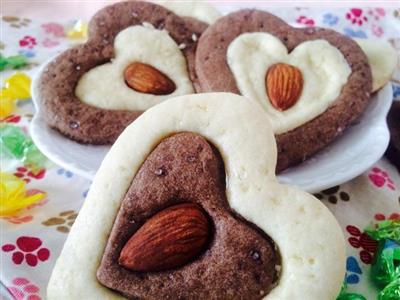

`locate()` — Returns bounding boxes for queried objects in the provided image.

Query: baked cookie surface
[195,10,372,172]
[47,93,345,299]
[37,1,206,144]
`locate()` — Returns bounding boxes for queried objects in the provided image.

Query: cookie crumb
[75,65,81,71]
[275,264,282,272]
[191,33,198,42]
[178,43,186,50]
[155,166,167,176]
[250,250,262,264]
[69,121,80,129]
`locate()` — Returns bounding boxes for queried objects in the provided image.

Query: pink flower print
[371,25,384,37]
[41,22,65,37]
[14,167,46,183]
[368,8,386,21]
[19,36,37,49]
[2,215,33,224]
[368,167,395,190]
[2,236,50,267]
[41,38,59,48]
[346,8,368,26]
[1,114,21,123]
[374,212,400,221]
[296,15,315,27]
[8,277,41,300]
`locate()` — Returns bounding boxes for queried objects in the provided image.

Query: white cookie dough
[152,0,221,24]
[47,93,346,300]
[75,25,194,111]
[355,38,397,92]
[227,32,351,134]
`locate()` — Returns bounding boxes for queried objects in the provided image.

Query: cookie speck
[187,155,196,163]
[191,33,198,42]
[142,22,155,29]
[75,65,81,70]
[132,11,138,18]
[178,43,186,50]
[250,250,261,264]
[103,39,109,44]
[275,264,282,272]
[69,121,80,129]
[304,27,316,34]
[155,166,167,176]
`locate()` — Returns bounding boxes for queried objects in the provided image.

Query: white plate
[30,59,392,192]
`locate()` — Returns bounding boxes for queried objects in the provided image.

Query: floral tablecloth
[1,3,399,300]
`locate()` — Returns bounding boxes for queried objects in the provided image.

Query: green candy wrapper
[371,239,400,298]
[366,220,400,243]
[0,124,46,171]
[336,283,367,300]
[0,54,28,71]
[378,277,400,300]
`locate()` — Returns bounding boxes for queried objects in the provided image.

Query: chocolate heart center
[97,132,280,299]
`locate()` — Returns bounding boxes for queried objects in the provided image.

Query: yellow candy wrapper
[0,97,15,118]
[66,20,88,39]
[0,172,46,216]
[0,72,31,117]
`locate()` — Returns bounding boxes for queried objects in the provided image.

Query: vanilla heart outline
[76,25,194,111]
[227,32,352,134]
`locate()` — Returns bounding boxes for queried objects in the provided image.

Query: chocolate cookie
[386,101,400,171]
[195,10,372,172]
[37,1,207,144]
[47,93,346,299]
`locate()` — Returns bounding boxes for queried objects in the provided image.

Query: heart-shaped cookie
[37,1,207,144]
[195,10,372,172]
[47,93,345,299]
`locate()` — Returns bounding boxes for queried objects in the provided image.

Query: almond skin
[124,62,176,95]
[119,203,210,272]
[265,63,303,111]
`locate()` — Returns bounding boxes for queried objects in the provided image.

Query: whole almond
[124,62,176,95]
[265,63,303,111]
[119,203,210,272]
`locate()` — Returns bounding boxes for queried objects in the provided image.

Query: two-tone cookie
[195,10,373,172]
[47,93,345,299]
[37,1,207,144]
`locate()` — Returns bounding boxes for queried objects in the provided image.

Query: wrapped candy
[336,283,366,300]
[378,278,400,300]
[371,239,400,288]
[366,219,400,242]
[0,172,46,216]
[0,72,31,117]
[0,124,47,172]
[66,20,88,39]
[0,54,28,71]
